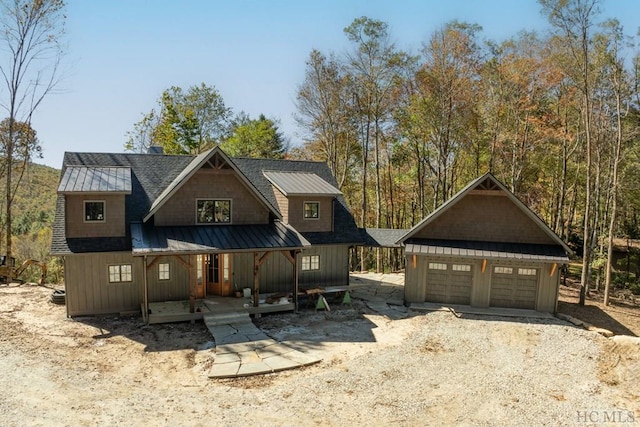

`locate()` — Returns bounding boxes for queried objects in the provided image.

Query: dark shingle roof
[360,228,409,248]
[52,150,361,255]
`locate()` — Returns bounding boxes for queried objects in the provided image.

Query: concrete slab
[238,350,262,364]
[236,360,272,377]
[263,355,300,371]
[208,361,240,378]
[214,352,240,364]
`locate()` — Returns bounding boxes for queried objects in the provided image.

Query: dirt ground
[0,279,638,426]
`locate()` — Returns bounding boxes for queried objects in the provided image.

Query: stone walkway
[206,272,406,378]
[206,317,320,378]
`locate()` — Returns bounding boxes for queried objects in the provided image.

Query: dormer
[57,166,132,238]
[264,170,342,232]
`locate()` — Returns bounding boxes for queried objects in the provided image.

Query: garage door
[425,262,473,305]
[490,266,538,309]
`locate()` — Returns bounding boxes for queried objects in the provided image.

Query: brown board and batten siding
[146,256,191,302]
[400,173,571,314]
[298,246,350,288]
[64,252,144,317]
[65,194,126,238]
[233,251,295,294]
[153,169,270,226]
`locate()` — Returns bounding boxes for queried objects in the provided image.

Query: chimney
[147,145,164,155]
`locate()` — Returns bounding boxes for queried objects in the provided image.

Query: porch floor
[146,294,295,324]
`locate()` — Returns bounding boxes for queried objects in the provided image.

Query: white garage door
[490,266,538,309]
[425,262,473,305]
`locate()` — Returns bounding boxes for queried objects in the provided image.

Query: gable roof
[263,171,342,196]
[397,173,572,255]
[51,148,362,255]
[143,146,279,223]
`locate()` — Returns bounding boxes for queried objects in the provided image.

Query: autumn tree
[0,0,66,282]
[126,83,231,155]
[295,49,359,190]
[540,0,602,305]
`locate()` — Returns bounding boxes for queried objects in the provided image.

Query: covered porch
[144,293,296,324]
[131,222,308,324]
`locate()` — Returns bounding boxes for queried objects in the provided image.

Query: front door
[206,253,233,296]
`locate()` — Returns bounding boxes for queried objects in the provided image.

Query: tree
[221,113,287,159]
[540,0,602,305]
[295,49,359,190]
[0,0,66,282]
[344,16,406,272]
[126,83,231,155]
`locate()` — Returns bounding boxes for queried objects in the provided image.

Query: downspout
[143,255,149,324]
[294,250,300,313]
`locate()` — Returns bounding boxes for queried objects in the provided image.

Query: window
[108,264,132,283]
[452,264,471,272]
[518,268,537,276]
[196,199,231,224]
[84,200,105,222]
[158,263,170,280]
[304,202,319,219]
[494,266,513,274]
[428,262,447,270]
[301,255,320,271]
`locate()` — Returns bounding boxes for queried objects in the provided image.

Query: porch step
[203,311,252,327]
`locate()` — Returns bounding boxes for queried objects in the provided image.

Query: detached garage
[399,173,571,313]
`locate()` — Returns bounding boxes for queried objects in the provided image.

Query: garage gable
[398,173,571,254]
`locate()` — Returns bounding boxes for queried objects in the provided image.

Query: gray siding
[64,252,143,316]
[233,251,295,294]
[404,255,561,313]
[146,256,191,302]
[298,246,349,288]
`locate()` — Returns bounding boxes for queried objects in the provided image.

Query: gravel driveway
[0,283,637,426]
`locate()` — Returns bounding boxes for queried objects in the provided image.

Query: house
[51,147,362,319]
[398,173,571,313]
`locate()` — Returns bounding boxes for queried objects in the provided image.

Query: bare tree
[0,0,66,282]
[540,0,601,305]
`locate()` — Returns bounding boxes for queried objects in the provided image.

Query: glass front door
[205,253,233,296]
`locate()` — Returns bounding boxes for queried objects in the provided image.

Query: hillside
[5,162,60,234]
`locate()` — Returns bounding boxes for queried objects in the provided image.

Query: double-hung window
[303,202,319,219]
[196,199,231,224]
[158,263,170,280]
[84,200,105,222]
[301,255,320,271]
[108,264,132,283]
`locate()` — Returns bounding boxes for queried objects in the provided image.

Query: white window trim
[452,264,471,272]
[195,198,232,224]
[108,264,133,283]
[428,262,447,270]
[158,262,170,281]
[301,254,320,271]
[494,266,513,274]
[84,200,106,223]
[303,201,320,220]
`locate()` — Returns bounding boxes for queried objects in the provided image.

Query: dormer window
[304,202,319,219]
[84,200,105,222]
[197,199,231,224]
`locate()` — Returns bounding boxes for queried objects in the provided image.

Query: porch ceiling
[131,221,309,255]
[404,238,569,263]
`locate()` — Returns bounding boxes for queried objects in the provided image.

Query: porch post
[253,252,260,308]
[294,250,299,313]
[143,255,149,323]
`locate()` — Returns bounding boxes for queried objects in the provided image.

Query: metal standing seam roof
[404,239,569,263]
[131,221,310,255]
[263,170,342,196]
[57,166,132,194]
